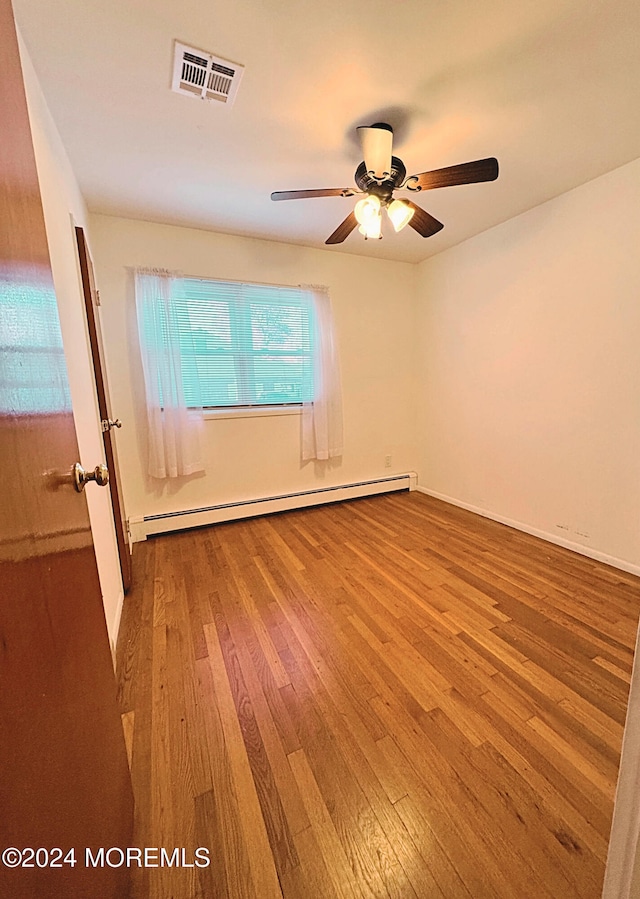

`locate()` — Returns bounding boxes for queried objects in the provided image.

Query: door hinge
[101,418,122,432]
[94,289,101,306]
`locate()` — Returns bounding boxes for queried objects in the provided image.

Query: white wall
[415,157,640,572]
[88,215,419,525]
[19,37,125,649]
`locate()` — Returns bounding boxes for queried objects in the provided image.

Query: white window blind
[157,278,315,409]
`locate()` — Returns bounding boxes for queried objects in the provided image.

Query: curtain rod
[185,274,329,293]
[126,266,328,293]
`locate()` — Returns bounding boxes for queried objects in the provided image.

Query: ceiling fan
[271,123,499,245]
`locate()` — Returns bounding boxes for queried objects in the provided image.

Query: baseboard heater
[129,472,417,541]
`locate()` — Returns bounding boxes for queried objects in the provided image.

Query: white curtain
[134,268,205,479]
[302,286,344,461]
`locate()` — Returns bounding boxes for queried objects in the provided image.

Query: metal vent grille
[172,41,244,106]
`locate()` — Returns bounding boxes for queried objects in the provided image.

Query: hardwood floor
[116,491,640,899]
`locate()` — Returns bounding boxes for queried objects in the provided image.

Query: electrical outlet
[384,455,392,468]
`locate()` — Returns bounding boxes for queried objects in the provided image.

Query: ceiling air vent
[171,41,244,107]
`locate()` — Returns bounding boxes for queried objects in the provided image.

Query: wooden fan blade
[271,188,358,201]
[407,157,499,191]
[405,201,444,238]
[325,212,358,245]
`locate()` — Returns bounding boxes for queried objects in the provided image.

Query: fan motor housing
[355,155,406,203]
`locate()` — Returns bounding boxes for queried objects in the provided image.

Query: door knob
[101,418,122,431]
[73,462,109,493]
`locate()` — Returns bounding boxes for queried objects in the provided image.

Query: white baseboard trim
[129,472,418,542]
[416,486,640,577]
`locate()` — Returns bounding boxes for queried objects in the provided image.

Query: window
[158,278,315,409]
[136,270,343,463]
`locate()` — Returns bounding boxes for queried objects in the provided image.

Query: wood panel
[116,491,640,898]
[0,0,133,895]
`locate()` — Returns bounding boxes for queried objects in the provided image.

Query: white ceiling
[14,0,640,264]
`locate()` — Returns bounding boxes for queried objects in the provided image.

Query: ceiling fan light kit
[354,194,382,239]
[387,198,415,232]
[271,123,499,246]
[358,216,382,240]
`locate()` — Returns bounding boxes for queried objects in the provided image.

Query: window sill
[203,405,303,421]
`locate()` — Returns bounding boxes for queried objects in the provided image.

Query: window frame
[176,276,315,414]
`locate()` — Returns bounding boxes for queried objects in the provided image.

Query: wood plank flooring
[116,491,640,899]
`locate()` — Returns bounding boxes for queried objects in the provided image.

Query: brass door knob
[73,462,109,493]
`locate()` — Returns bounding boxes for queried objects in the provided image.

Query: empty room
[2,0,640,897]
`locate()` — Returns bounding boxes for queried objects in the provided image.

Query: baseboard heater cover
[129,472,417,541]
